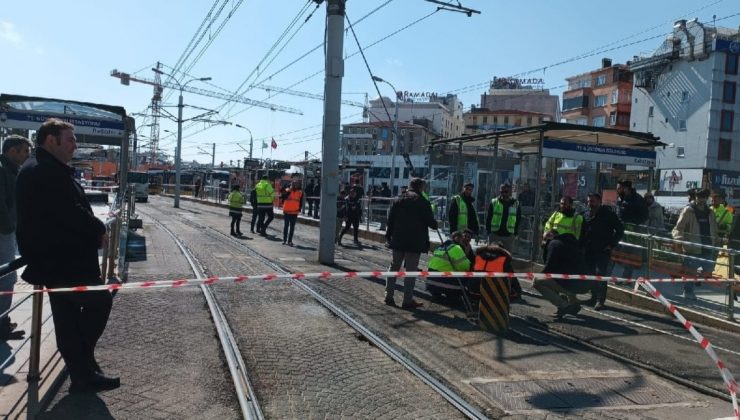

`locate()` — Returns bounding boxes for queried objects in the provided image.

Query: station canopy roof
[430,121,663,155]
[0,94,129,146]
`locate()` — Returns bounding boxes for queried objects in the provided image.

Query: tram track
[148,215,264,420]
[139,203,486,419]
[173,198,740,405]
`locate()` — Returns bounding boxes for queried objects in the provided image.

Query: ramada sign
[490,76,545,89]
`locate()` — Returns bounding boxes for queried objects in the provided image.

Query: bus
[128,171,149,202]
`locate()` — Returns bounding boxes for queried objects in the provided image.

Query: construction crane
[111,68,304,166]
[252,83,366,109]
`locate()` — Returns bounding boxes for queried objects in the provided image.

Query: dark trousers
[283,214,298,243]
[230,212,242,234]
[257,207,274,233]
[585,251,611,304]
[250,209,258,232]
[48,290,113,382]
[340,217,360,241]
[311,200,320,218]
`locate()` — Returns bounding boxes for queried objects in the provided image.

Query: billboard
[659,169,703,193]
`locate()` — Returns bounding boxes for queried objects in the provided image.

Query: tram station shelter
[429,122,663,260]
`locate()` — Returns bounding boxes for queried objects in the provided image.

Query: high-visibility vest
[422,191,437,215]
[714,204,734,235]
[490,198,518,234]
[473,255,506,272]
[283,190,303,215]
[255,181,274,205]
[227,191,244,210]
[544,211,583,240]
[453,195,468,230]
[429,242,471,272]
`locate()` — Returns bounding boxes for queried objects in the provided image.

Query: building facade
[629,19,740,204]
[562,58,633,130]
[480,79,561,122]
[341,121,435,157]
[367,93,464,139]
[463,108,551,135]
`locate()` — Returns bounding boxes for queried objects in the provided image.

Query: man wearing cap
[448,183,479,236]
[672,188,719,300]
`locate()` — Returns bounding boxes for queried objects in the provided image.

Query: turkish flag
[271,138,278,149]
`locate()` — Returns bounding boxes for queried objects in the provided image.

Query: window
[648,106,654,117]
[576,118,587,126]
[679,119,687,131]
[493,116,498,124]
[609,112,617,126]
[719,138,732,161]
[594,95,607,107]
[504,116,509,125]
[723,81,737,104]
[611,89,619,104]
[592,116,606,127]
[677,147,685,158]
[721,110,734,132]
[635,97,638,104]
[595,75,606,86]
[482,116,488,124]
[527,116,533,125]
[727,53,739,75]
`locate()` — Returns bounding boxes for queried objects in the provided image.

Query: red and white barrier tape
[637,277,739,418]
[4,271,739,296]
[7,270,737,416]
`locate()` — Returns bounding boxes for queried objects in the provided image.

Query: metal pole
[455,141,463,193]
[318,0,345,264]
[531,130,544,262]
[728,251,735,321]
[389,92,399,195]
[27,287,43,380]
[174,92,184,208]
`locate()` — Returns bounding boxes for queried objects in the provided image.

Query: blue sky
[1,0,738,165]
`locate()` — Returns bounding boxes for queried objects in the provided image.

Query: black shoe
[91,359,103,374]
[554,304,581,319]
[237,232,244,237]
[384,298,396,307]
[401,300,424,310]
[0,322,23,340]
[230,232,238,237]
[70,373,120,393]
[288,242,294,247]
[250,229,255,234]
[593,301,605,311]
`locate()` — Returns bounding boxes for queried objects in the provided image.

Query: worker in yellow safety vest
[711,190,734,239]
[426,230,474,299]
[255,175,275,236]
[227,184,245,237]
[448,183,479,235]
[543,196,584,243]
[486,183,523,300]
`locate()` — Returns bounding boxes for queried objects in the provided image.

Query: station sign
[0,110,125,138]
[542,139,656,167]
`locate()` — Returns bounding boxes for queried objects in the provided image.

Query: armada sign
[396,91,440,102]
[490,76,545,89]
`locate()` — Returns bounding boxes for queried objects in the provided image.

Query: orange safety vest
[473,255,506,272]
[283,190,303,215]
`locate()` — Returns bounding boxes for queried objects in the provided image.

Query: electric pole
[318,0,345,264]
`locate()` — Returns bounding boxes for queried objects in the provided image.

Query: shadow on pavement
[37,392,113,420]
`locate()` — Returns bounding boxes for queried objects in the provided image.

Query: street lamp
[234,124,254,159]
[153,68,211,208]
[372,75,399,194]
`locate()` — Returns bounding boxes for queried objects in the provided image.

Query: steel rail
[169,212,489,420]
[148,216,263,420]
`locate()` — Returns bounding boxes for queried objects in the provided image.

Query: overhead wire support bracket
[424,0,480,16]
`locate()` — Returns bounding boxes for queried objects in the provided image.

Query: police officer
[426,230,474,298]
[255,175,274,236]
[448,183,479,236]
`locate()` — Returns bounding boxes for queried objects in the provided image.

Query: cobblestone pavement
[143,201,465,419]
[37,216,240,420]
[160,197,736,419]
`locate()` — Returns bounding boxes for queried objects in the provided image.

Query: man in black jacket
[385,178,438,309]
[0,135,31,340]
[16,118,119,393]
[581,192,624,310]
